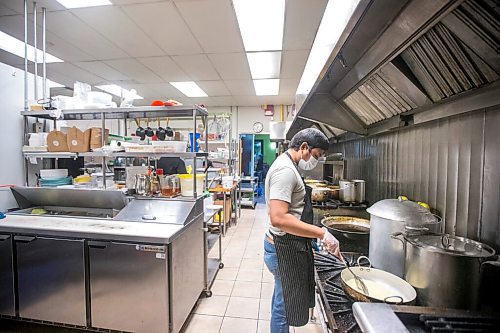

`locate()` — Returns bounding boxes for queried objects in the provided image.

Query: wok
[340,256,416,305]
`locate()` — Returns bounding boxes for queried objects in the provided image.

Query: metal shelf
[23,151,209,159]
[20,105,208,120]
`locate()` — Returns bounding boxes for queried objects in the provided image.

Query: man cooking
[264,128,341,333]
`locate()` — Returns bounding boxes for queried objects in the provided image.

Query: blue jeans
[264,236,289,333]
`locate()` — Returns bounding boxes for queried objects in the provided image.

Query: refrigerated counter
[0,187,205,333]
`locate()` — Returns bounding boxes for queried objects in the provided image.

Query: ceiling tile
[207,53,251,80]
[224,79,255,95]
[280,78,300,95]
[122,2,202,55]
[0,4,17,16]
[74,61,130,81]
[113,0,170,4]
[105,58,163,84]
[0,0,64,14]
[281,50,309,79]
[210,96,235,106]
[171,54,220,81]
[0,14,94,62]
[47,62,106,85]
[47,11,128,60]
[283,0,327,50]
[120,83,184,99]
[232,95,262,106]
[137,56,190,82]
[196,80,230,96]
[72,6,164,58]
[175,0,244,53]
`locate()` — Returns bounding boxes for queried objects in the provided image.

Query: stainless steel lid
[366,198,438,226]
[406,234,496,258]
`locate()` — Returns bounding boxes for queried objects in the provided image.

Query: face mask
[298,149,318,170]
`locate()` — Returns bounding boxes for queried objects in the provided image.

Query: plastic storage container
[178,174,205,197]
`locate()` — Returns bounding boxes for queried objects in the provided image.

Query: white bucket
[179,174,205,197]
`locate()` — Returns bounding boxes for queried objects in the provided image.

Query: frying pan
[156,118,167,141]
[340,256,416,304]
[135,119,146,141]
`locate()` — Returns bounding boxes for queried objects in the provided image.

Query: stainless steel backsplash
[331,107,500,249]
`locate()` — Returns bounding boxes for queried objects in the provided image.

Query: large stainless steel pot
[339,180,355,202]
[353,180,365,203]
[393,233,495,310]
[366,198,441,277]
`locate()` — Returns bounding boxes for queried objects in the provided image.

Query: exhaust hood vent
[343,72,417,125]
[399,22,498,103]
[342,0,499,126]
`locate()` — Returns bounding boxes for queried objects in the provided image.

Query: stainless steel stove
[314,252,500,333]
[314,252,369,332]
[353,303,500,333]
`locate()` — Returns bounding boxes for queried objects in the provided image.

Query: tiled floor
[182,202,323,333]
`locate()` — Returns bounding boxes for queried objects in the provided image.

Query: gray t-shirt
[265,153,305,236]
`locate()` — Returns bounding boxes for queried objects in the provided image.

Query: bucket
[178,174,205,196]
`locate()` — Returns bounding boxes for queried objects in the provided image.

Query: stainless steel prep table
[0,187,205,333]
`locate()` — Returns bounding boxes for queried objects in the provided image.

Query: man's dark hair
[289,128,329,151]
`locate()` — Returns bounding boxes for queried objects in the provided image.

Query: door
[88,241,169,333]
[15,236,86,325]
[240,134,255,177]
[0,234,15,316]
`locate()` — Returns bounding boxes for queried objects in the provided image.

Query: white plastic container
[151,141,187,152]
[87,91,112,106]
[178,174,205,197]
[40,169,68,179]
[221,175,234,189]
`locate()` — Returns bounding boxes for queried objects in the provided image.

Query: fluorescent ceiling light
[96,84,143,99]
[0,31,63,63]
[296,0,361,95]
[247,52,281,79]
[253,79,279,96]
[56,0,112,9]
[170,81,208,98]
[233,0,285,51]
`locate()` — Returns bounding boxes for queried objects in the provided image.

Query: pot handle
[391,232,405,245]
[383,296,404,305]
[441,234,450,248]
[404,225,429,232]
[357,255,372,268]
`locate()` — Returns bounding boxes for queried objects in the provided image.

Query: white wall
[0,63,31,211]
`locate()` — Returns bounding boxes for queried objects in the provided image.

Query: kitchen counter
[0,214,193,244]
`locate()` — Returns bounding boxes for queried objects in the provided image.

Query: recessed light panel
[170,81,208,98]
[247,52,281,80]
[253,79,279,96]
[233,0,285,52]
[56,0,112,9]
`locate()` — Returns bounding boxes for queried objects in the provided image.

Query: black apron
[272,152,315,327]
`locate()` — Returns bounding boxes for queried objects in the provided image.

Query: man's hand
[322,227,342,259]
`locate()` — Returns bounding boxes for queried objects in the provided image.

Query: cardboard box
[90,127,109,149]
[47,131,69,152]
[214,198,232,224]
[67,127,91,153]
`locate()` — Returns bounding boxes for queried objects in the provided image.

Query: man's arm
[269,199,324,238]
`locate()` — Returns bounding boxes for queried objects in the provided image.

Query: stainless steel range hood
[288,0,500,140]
